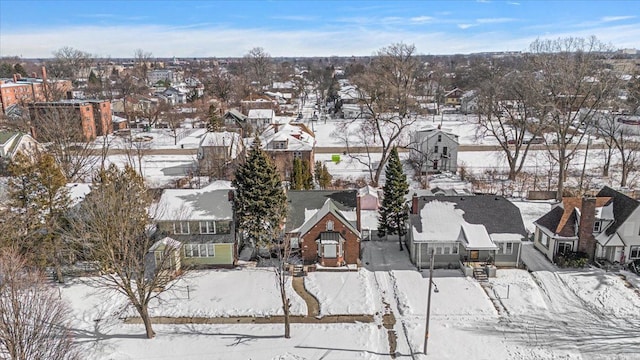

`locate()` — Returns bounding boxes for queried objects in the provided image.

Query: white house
[409,126,459,174]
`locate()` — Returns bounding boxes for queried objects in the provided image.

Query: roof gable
[286,190,357,231]
[596,187,640,235]
[295,199,359,237]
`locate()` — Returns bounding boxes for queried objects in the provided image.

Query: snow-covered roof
[412,200,465,242]
[260,122,315,151]
[198,131,243,158]
[490,233,523,243]
[358,185,380,198]
[247,109,274,119]
[153,181,234,221]
[149,236,182,252]
[596,202,614,220]
[461,223,498,250]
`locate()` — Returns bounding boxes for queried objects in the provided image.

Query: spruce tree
[291,158,304,190]
[319,163,332,189]
[233,137,287,251]
[377,147,409,250]
[302,160,313,190]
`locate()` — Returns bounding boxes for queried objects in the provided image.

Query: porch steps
[473,268,488,282]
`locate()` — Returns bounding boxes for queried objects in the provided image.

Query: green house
[153,182,236,268]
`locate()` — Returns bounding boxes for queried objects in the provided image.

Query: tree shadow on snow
[462,311,640,356]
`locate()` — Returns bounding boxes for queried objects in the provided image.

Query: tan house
[197,131,244,179]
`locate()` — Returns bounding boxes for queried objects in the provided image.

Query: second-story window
[593,220,602,233]
[438,134,442,142]
[293,151,302,159]
[173,221,190,234]
[200,221,216,234]
[443,146,448,156]
[434,145,438,154]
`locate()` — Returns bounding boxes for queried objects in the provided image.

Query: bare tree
[163,109,187,145]
[244,47,273,90]
[343,43,424,186]
[49,46,93,81]
[133,49,153,84]
[68,164,184,339]
[474,59,545,180]
[0,248,79,360]
[529,36,618,199]
[274,238,293,338]
[29,106,100,182]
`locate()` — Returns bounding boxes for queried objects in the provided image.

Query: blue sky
[1,0,639,58]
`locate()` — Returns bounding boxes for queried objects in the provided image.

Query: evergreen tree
[233,137,287,250]
[13,63,28,77]
[88,70,100,86]
[8,153,71,280]
[377,147,409,250]
[207,104,222,132]
[314,160,322,185]
[318,163,332,189]
[291,159,313,190]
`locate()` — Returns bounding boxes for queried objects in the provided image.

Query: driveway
[361,240,417,272]
[520,241,558,272]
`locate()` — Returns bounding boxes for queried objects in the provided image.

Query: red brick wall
[300,212,360,266]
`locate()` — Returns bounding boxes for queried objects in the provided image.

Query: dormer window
[326,220,334,231]
[593,220,602,233]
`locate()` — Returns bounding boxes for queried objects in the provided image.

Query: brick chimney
[356,195,362,231]
[577,197,596,260]
[411,193,419,214]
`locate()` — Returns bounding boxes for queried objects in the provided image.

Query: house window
[593,221,602,233]
[432,160,438,170]
[630,246,640,259]
[326,220,334,231]
[216,221,231,234]
[435,246,442,255]
[184,243,215,258]
[444,247,451,255]
[437,134,442,142]
[452,244,458,254]
[290,237,300,249]
[323,243,337,258]
[558,242,572,255]
[293,151,303,159]
[199,221,216,234]
[434,145,438,154]
[173,221,190,234]
[442,147,448,156]
[540,233,549,247]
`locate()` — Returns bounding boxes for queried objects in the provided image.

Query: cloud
[476,17,518,24]
[2,21,639,58]
[410,16,433,24]
[601,15,635,22]
[507,1,520,5]
[271,15,318,22]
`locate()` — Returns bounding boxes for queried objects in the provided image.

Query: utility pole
[423,250,435,355]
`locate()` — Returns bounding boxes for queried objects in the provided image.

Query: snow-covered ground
[59,241,640,360]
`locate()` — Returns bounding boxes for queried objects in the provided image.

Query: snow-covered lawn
[145,268,307,318]
[304,270,377,315]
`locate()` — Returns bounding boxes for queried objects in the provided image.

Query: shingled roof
[285,190,357,232]
[411,195,527,238]
[596,187,640,235]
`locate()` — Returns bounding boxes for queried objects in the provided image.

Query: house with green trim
[153,181,236,268]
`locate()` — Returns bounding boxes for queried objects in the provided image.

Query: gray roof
[286,190,357,232]
[294,199,359,237]
[596,186,640,235]
[410,195,527,236]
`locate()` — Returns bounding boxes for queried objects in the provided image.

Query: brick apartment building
[0,68,72,114]
[28,100,112,141]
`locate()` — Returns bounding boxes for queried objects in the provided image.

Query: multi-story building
[0,69,72,114]
[258,122,315,183]
[29,100,112,141]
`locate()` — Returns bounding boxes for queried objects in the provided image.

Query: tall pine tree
[377,147,409,251]
[233,137,287,251]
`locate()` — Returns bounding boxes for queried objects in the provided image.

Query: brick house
[295,199,360,267]
[258,122,315,183]
[285,190,361,267]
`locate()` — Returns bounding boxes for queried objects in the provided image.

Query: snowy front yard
[58,244,640,359]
